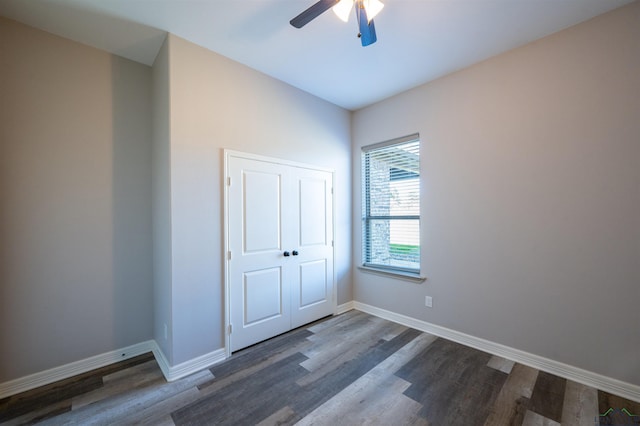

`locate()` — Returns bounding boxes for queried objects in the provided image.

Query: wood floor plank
[145,414,176,426]
[212,327,313,381]
[133,387,200,425]
[117,370,213,425]
[560,380,598,426]
[436,380,506,426]
[296,332,436,426]
[396,338,508,426]
[529,371,566,423]
[398,337,504,394]
[522,409,561,426]
[297,317,403,383]
[37,377,167,425]
[0,375,103,423]
[198,336,312,397]
[46,368,211,425]
[301,374,427,426]
[0,352,154,424]
[0,399,72,426]
[302,324,380,374]
[289,328,424,421]
[299,315,389,366]
[5,312,640,426]
[297,326,422,388]
[487,355,516,374]
[256,406,297,426]
[172,352,310,425]
[483,363,539,426]
[72,360,163,409]
[378,321,409,342]
[305,310,364,334]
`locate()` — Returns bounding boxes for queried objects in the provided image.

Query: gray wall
[0,17,153,382]
[352,3,640,386]
[0,16,350,381]
[162,34,352,365]
[151,36,174,364]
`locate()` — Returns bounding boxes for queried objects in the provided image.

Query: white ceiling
[0,0,633,110]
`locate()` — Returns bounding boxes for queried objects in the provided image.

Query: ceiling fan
[290,0,384,47]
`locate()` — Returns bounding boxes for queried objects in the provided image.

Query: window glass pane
[363,138,420,273]
[390,178,419,216]
[365,219,420,270]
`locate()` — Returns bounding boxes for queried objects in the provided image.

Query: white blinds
[362,137,420,273]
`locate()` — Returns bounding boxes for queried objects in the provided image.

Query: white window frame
[360,134,425,282]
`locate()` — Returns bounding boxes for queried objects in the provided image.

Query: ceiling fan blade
[290,0,340,28]
[357,7,377,46]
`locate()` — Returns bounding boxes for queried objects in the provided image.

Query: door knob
[283,251,290,257]
[292,250,299,256]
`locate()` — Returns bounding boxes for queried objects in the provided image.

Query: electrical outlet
[164,323,168,340]
[425,296,433,308]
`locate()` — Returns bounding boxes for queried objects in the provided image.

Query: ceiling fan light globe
[332,0,354,22]
[363,0,384,23]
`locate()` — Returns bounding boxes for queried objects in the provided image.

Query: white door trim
[223,149,336,358]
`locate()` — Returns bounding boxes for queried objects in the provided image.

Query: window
[362,135,420,276]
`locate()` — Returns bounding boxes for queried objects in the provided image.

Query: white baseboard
[150,342,226,382]
[0,341,227,399]
[353,301,640,403]
[3,306,637,404]
[335,301,355,315]
[0,340,156,399]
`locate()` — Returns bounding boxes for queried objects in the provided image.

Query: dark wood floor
[1,311,638,425]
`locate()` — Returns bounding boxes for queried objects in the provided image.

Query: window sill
[358,266,427,283]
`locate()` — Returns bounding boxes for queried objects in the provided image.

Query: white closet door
[290,166,334,328]
[228,156,292,352]
[227,153,334,352]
